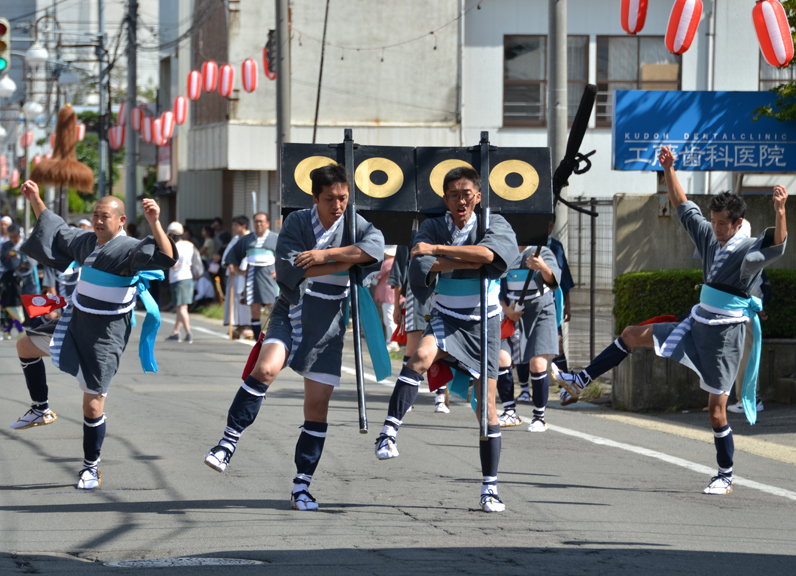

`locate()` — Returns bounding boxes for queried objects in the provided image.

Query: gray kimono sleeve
[223,235,247,267]
[741,228,787,280]
[21,209,94,270]
[274,211,311,303]
[539,246,561,290]
[128,236,179,272]
[479,215,520,280]
[353,214,385,286]
[408,218,440,304]
[389,246,409,290]
[677,201,715,258]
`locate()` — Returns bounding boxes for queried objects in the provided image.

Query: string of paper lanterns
[105,42,278,151]
[619,0,794,67]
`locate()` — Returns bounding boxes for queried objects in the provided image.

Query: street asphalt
[1,312,795,575]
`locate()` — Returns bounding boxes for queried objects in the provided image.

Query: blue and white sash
[51,236,165,375]
[57,261,80,298]
[246,231,274,266]
[659,285,762,425]
[433,277,501,321]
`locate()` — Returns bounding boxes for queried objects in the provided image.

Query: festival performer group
[5,143,788,509]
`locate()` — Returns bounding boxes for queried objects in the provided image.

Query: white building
[159,0,796,230]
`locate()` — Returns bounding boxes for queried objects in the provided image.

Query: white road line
[147,313,796,502]
[546,422,796,502]
[142,312,256,346]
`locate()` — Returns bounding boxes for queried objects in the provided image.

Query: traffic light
[0,18,9,73]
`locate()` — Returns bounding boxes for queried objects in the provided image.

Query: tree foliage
[753,0,796,122]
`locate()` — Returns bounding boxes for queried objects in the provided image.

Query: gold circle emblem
[294,156,337,195]
[489,160,539,201]
[354,157,404,198]
[429,159,474,197]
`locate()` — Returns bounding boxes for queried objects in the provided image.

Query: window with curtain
[503,35,589,127]
[596,36,680,126]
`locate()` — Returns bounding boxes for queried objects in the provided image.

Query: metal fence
[563,197,615,373]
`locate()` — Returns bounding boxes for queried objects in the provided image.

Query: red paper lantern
[142,116,153,144]
[665,0,703,55]
[174,95,187,125]
[187,70,202,101]
[118,101,127,126]
[0,155,5,166]
[621,0,648,35]
[109,125,125,150]
[753,0,794,68]
[132,106,143,132]
[32,154,42,165]
[202,60,218,92]
[152,118,164,146]
[161,111,175,140]
[219,63,235,98]
[10,168,19,188]
[44,152,52,160]
[76,122,86,142]
[49,133,54,149]
[263,47,276,80]
[242,58,258,93]
[20,130,33,148]
[0,165,7,180]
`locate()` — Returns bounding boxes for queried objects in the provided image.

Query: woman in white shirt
[165,222,197,343]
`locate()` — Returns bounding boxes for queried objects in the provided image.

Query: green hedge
[613,269,796,339]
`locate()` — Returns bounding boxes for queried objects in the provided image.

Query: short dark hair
[232,215,249,229]
[7,224,20,234]
[219,231,232,246]
[202,225,214,236]
[709,192,746,222]
[253,212,269,221]
[213,217,223,225]
[311,163,349,197]
[443,167,481,195]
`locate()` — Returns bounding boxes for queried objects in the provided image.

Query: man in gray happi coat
[10,180,176,490]
[553,145,787,496]
[224,211,279,340]
[375,166,518,513]
[205,162,384,511]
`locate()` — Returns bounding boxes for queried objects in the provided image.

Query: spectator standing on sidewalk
[165,222,199,343]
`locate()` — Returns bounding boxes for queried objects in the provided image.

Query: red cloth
[638,315,679,326]
[427,361,452,392]
[500,317,515,339]
[391,309,407,344]
[21,294,67,318]
[242,332,265,380]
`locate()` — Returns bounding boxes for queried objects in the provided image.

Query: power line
[292,0,487,53]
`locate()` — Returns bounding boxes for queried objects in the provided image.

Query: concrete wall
[613,340,796,412]
[614,193,796,277]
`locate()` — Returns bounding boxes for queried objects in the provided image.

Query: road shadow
[1,546,794,575]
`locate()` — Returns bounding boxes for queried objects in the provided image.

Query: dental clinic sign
[613,91,796,172]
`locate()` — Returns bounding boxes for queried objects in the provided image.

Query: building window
[596,36,680,126]
[760,53,796,91]
[503,35,589,127]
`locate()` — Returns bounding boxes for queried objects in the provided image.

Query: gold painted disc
[489,160,539,201]
[429,159,474,197]
[354,157,404,198]
[294,156,337,195]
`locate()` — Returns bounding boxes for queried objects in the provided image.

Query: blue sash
[554,288,564,327]
[435,277,500,296]
[79,267,165,374]
[700,285,763,425]
[330,271,391,382]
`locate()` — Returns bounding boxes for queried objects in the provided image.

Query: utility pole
[97,0,107,196]
[124,0,137,224]
[548,0,569,358]
[548,0,568,240]
[276,0,290,193]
